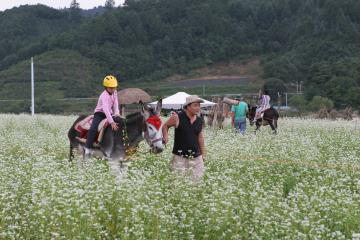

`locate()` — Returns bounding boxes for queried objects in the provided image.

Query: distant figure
[254,89,270,122]
[231,97,248,134]
[85,75,120,155]
[162,95,205,182]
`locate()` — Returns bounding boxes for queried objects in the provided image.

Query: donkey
[247,105,279,134]
[67,100,164,168]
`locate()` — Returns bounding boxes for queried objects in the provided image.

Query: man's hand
[111,122,119,131]
[162,114,178,145]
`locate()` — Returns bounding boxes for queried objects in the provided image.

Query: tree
[263,55,303,83]
[305,61,332,100]
[263,78,287,104]
[324,76,356,108]
[105,0,115,9]
[69,0,81,22]
[345,87,360,110]
[70,0,80,9]
[289,95,307,116]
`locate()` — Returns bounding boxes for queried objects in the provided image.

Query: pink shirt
[259,95,271,110]
[260,95,270,108]
[94,90,120,124]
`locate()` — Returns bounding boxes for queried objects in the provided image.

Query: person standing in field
[230,96,248,135]
[162,95,205,182]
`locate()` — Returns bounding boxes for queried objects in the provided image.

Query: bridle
[120,117,156,156]
[144,114,163,148]
[148,136,163,147]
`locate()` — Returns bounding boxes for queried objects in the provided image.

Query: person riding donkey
[253,89,271,123]
[85,75,121,156]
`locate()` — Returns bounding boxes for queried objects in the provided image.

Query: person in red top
[85,75,120,153]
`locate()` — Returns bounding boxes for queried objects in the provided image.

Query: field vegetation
[0,114,359,239]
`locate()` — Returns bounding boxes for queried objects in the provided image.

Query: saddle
[74,115,110,146]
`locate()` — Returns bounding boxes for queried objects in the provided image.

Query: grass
[0,115,359,239]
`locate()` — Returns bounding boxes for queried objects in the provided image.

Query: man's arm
[162,113,178,144]
[198,131,205,160]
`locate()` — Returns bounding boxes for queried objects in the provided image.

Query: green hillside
[0,0,360,113]
[0,5,72,70]
[0,49,103,113]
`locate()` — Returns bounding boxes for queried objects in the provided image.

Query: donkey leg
[269,121,277,135]
[83,147,93,165]
[254,122,260,134]
[69,143,74,162]
[108,158,127,183]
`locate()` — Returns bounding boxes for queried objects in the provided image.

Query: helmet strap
[105,88,113,95]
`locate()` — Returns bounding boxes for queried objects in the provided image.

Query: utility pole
[31,57,35,116]
[277,92,281,110]
[296,82,299,94]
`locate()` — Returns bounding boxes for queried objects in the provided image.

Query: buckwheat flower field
[0,114,359,239]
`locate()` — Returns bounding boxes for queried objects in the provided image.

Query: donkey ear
[141,104,151,119]
[155,99,162,115]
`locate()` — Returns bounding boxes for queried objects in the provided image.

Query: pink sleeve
[113,92,120,115]
[102,94,114,124]
[260,96,265,106]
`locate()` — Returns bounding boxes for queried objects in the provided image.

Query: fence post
[31,57,35,116]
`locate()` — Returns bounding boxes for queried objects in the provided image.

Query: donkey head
[141,99,164,153]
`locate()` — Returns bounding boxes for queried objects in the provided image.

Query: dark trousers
[85,112,106,148]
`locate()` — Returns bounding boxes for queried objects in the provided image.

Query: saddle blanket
[74,115,109,144]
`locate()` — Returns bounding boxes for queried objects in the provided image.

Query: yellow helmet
[103,75,118,88]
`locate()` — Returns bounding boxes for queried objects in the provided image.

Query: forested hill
[0,0,360,111]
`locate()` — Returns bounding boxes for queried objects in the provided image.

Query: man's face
[187,102,201,115]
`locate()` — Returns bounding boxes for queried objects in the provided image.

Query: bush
[307,96,334,112]
[289,95,307,115]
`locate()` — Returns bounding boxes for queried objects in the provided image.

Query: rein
[121,117,146,156]
[121,116,158,156]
